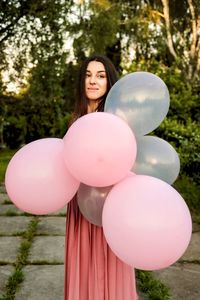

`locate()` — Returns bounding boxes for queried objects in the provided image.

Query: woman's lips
[87,89,99,93]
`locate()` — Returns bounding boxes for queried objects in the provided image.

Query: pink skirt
[64,197,138,300]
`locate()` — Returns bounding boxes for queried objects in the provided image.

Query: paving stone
[192,222,200,233]
[0,204,24,216]
[37,217,66,236]
[181,232,200,261]
[48,205,67,216]
[154,263,200,300]
[0,265,15,294]
[0,186,6,193]
[15,265,64,300]
[0,216,31,235]
[0,189,199,299]
[0,237,21,263]
[0,193,10,204]
[137,291,148,300]
[28,236,65,264]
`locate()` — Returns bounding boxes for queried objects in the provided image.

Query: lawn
[0,149,17,183]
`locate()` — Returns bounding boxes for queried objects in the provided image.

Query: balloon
[77,172,135,227]
[5,138,80,215]
[102,175,192,270]
[77,183,112,226]
[132,136,180,184]
[63,112,137,187]
[105,72,170,136]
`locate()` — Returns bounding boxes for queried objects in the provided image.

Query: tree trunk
[161,0,177,59]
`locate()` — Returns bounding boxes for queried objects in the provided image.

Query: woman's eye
[97,74,106,79]
[85,73,106,79]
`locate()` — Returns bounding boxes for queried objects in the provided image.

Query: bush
[173,174,200,214]
[3,115,27,149]
[155,118,200,183]
[1,96,72,148]
[124,60,200,123]
[156,65,199,123]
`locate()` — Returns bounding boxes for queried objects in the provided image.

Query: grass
[3,210,19,217]
[136,270,170,299]
[193,215,200,224]
[28,260,63,265]
[2,200,12,205]
[0,149,17,183]
[173,174,200,216]
[3,269,24,300]
[0,217,39,300]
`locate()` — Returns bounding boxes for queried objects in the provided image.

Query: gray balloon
[132,136,180,184]
[77,184,112,226]
[105,72,170,136]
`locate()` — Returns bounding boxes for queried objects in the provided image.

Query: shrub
[155,118,200,183]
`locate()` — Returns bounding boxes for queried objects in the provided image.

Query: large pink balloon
[5,138,80,215]
[63,112,137,187]
[102,175,192,270]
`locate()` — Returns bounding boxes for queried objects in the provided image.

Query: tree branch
[0,14,24,43]
[0,0,31,44]
[187,0,198,58]
[161,0,177,59]
[196,38,200,71]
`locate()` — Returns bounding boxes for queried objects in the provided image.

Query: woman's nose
[89,75,96,84]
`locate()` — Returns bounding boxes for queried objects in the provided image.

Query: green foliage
[0,149,16,183]
[0,54,77,148]
[4,269,24,300]
[0,0,70,75]
[1,95,72,149]
[193,215,200,224]
[155,118,199,182]
[0,217,39,299]
[23,56,77,141]
[174,174,200,214]
[3,115,27,149]
[67,0,122,66]
[156,65,200,123]
[125,60,200,183]
[1,0,200,83]
[136,270,170,299]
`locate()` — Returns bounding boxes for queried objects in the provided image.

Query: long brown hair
[72,54,118,122]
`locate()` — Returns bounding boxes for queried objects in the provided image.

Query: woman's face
[85,61,108,101]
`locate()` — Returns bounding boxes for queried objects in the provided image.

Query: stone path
[0,185,66,300]
[0,184,200,299]
[153,224,200,300]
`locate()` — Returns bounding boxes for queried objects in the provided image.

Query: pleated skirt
[64,197,138,300]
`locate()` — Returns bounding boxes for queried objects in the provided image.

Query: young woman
[64,55,138,300]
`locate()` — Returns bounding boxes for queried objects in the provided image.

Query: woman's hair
[73,54,118,121]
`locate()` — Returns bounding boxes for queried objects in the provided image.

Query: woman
[64,55,138,300]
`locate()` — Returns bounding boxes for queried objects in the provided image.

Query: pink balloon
[63,112,137,187]
[5,138,80,215]
[102,175,192,270]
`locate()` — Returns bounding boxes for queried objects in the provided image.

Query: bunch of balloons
[105,72,180,184]
[5,72,192,271]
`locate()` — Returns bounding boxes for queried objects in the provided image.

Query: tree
[154,0,200,82]
[1,0,199,83]
[64,0,199,84]
[0,0,199,155]
[0,0,71,85]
